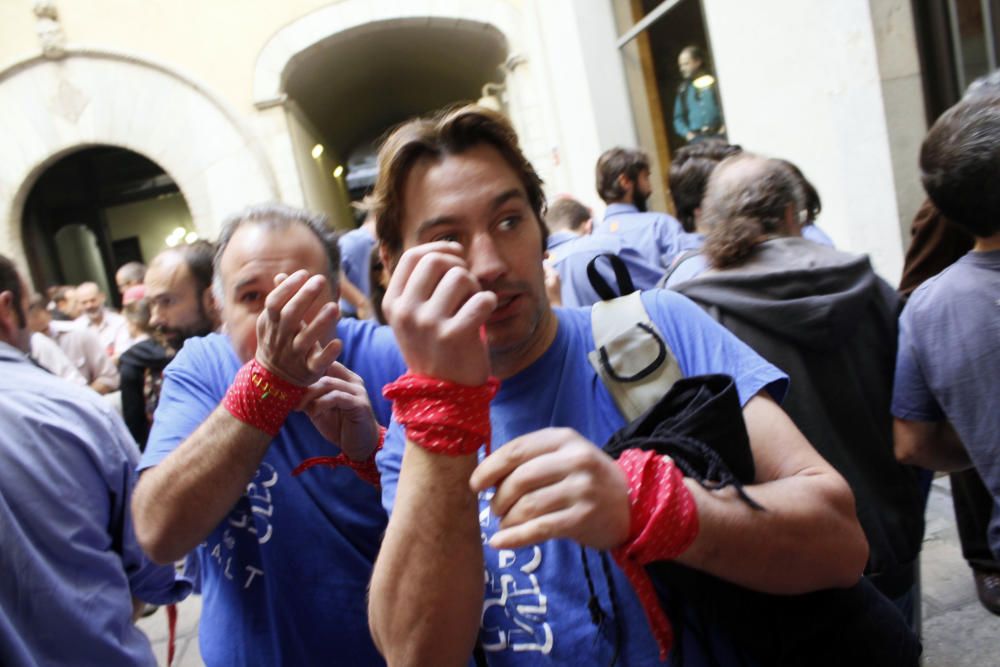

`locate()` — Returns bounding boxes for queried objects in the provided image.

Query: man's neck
[973,231,1000,252]
[490,308,559,381]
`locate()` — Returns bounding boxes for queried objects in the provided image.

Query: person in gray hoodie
[672,153,925,626]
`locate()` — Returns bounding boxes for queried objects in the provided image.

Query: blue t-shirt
[596,203,685,269]
[892,250,1000,557]
[140,319,405,666]
[378,291,787,665]
[338,227,376,316]
[548,232,665,308]
[0,343,188,667]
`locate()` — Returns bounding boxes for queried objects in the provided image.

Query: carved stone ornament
[33,0,67,59]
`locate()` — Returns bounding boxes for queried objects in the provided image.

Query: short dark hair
[595,147,649,204]
[213,203,340,304]
[668,140,743,231]
[702,154,805,268]
[175,240,216,299]
[680,45,706,63]
[371,105,546,264]
[545,197,591,233]
[920,93,1000,238]
[0,254,25,328]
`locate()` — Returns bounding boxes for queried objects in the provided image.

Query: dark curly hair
[921,92,1000,238]
[595,147,649,204]
[668,140,743,232]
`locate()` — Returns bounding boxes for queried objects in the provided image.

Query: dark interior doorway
[22,146,189,305]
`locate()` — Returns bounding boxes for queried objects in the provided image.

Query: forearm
[340,273,372,318]
[90,379,113,394]
[369,442,483,666]
[676,466,867,594]
[894,417,971,471]
[132,406,271,563]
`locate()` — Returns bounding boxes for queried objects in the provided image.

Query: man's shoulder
[339,227,375,249]
[166,333,237,377]
[336,318,404,376]
[551,233,621,264]
[1,353,116,419]
[905,256,984,316]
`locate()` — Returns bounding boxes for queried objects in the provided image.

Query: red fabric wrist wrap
[382,373,500,456]
[222,359,306,437]
[612,448,700,661]
[292,426,385,487]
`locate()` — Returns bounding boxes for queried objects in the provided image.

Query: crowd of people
[1,70,999,667]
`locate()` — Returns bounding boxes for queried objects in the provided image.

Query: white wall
[284,102,353,230]
[528,0,639,212]
[701,0,909,282]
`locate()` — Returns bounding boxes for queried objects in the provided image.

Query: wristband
[222,359,306,437]
[292,426,385,487]
[382,373,500,456]
[612,448,699,661]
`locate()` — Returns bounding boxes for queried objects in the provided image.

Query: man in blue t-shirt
[366,106,868,665]
[338,209,377,319]
[594,147,687,269]
[892,93,1000,560]
[543,196,663,308]
[132,203,404,666]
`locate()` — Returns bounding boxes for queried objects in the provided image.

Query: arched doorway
[0,50,280,277]
[22,146,194,305]
[256,5,512,230]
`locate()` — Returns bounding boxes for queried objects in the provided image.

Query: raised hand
[469,427,631,550]
[300,362,379,461]
[381,242,497,386]
[254,270,342,387]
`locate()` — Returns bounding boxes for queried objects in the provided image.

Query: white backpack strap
[588,291,682,421]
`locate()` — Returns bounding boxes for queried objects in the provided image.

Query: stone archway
[250,0,562,218]
[252,0,521,109]
[0,49,279,274]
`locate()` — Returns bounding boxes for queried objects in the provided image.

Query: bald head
[75,281,106,322]
[115,261,146,292]
[702,154,805,268]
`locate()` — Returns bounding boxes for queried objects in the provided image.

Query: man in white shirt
[29,295,119,393]
[74,281,132,357]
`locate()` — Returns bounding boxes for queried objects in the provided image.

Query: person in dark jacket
[672,152,925,625]
[122,241,220,448]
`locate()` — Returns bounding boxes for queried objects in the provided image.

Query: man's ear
[200,286,219,320]
[783,204,803,236]
[0,291,16,344]
[582,219,593,235]
[616,174,636,203]
[378,244,396,277]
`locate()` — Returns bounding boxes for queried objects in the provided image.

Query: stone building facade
[0,0,968,293]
